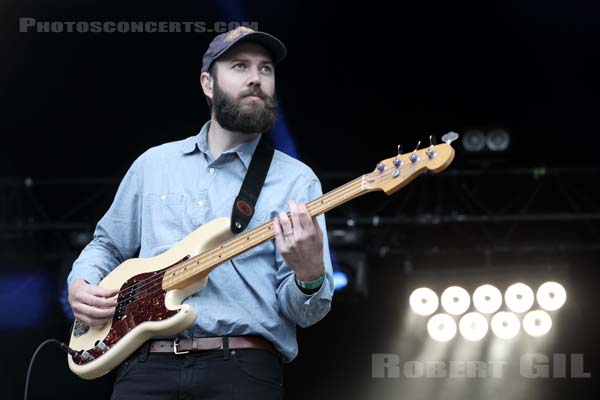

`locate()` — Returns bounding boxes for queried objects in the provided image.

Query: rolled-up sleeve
[67,154,144,289]
[275,177,334,328]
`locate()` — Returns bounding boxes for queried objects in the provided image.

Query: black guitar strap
[230,133,274,234]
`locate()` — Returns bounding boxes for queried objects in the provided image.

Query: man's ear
[200,72,213,98]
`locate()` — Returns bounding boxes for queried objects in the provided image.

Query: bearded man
[67,27,334,400]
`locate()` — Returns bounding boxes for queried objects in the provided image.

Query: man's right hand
[68,279,119,327]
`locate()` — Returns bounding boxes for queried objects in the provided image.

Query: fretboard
[161,175,369,290]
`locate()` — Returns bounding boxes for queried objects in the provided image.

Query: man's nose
[247,67,261,87]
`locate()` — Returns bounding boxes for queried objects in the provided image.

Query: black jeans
[111,345,284,400]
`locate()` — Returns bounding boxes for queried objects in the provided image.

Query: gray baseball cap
[201,26,287,73]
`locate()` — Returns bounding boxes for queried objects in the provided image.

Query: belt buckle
[173,338,189,355]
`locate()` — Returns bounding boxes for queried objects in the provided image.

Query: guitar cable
[24,339,78,400]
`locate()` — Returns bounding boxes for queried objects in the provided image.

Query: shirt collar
[180,120,262,169]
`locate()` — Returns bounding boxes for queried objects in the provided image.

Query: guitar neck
[161,137,457,291]
[161,175,370,290]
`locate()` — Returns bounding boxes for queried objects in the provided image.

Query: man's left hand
[273,199,325,281]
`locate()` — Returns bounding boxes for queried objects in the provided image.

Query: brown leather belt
[141,336,278,357]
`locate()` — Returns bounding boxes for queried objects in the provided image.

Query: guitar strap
[230,133,274,234]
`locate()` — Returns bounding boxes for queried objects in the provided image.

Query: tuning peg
[442,131,459,144]
[426,135,437,159]
[409,141,421,164]
[393,144,403,168]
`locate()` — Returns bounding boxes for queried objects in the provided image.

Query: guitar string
[111,159,426,310]
[109,173,368,308]
[110,173,373,309]
[160,175,370,286]
[110,156,427,310]
[123,144,439,299]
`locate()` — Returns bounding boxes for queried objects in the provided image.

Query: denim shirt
[67,121,334,362]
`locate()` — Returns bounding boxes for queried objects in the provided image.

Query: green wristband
[294,273,325,290]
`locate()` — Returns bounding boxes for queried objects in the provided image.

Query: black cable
[24,339,78,400]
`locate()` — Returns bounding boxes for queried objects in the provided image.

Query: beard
[212,81,278,134]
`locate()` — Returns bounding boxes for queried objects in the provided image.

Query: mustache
[239,87,277,109]
[240,87,267,99]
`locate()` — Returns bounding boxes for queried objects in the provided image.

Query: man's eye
[233,63,246,70]
[261,66,273,73]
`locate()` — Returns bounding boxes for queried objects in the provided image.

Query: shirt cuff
[291,274,327,302]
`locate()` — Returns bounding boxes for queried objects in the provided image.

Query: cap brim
[237,32,287,64]
[213,31,287,67]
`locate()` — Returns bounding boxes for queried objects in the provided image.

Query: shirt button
[161,195,166,201]
[209,168,215,174]
[197,200,205,207]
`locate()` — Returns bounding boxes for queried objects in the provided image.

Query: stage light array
[408,281,566,342]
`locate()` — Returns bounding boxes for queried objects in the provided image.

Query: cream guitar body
[68,217,234,380]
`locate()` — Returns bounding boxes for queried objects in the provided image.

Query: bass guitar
[68,132,459,379]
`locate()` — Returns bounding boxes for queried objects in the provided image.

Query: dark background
[1,0,599,399]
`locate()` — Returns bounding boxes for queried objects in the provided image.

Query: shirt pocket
[187,192,210,228]
[143,193,185,249]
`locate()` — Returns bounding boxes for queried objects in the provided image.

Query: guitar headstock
[363,132,458,195]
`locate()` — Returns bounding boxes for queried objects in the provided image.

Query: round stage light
[459,312,489,341]
[462,130,486,152]
[536,282,566,311]
[441,286,471,315]
[473,284,502,314]
[491,311,521,339]
[427,313,457,342]
[505,283,534,313]
[409,288,439,316]
[523,310,552,337]
[486,129,510,151]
